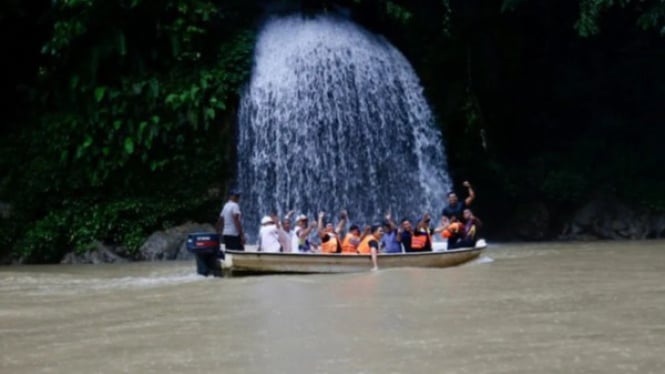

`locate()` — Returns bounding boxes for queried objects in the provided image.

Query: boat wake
[0,269,207,296]
[470,255,494,265]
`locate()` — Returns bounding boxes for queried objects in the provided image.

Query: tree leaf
[83,135,93,148]
[94,86,106,102]
[124,137,135,154]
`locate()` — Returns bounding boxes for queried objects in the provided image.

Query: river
[1,240,664,373]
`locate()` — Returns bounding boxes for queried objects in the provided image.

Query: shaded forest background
[1,0,663,263]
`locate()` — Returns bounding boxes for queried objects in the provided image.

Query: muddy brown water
[1,240,664,373]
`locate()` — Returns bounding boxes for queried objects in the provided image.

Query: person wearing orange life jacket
[408,213,433,252]
[318,210,347,254]
[356,224,383,271]
[437,215,464,249]
[341,224,362,254]
[449,208,481,249]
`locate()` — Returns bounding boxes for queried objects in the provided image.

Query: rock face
[0,201,10,219]
[561,195,665,240]
[61,241,129,264]
[138,222,215,261]
[60,222,216,264]
[512,202,550,240]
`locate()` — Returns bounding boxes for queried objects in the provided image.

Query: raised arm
[271,213,281,229]
[317,211,326,238]
[434,215,450,233]
[418,212,431,228]
[300,220,317,239]
[385,212,396,231]
[335,210,348,235]
[463,180,475,206]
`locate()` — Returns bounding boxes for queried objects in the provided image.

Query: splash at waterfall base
[237,14,452,242]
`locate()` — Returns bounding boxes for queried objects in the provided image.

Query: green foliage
[3,0,257,262]
[505,0,665,36]
[501,0,527,13]
[14,195,215,263]
[385,1,413,24]
[3,0,664,258]
[14,210,71,263]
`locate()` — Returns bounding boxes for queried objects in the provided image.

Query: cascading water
[237,14,452,241]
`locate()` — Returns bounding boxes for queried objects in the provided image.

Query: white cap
[261,216,273,225]
[296,214,308,221]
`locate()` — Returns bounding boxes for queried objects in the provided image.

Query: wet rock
[139,222,215,261]
[562,195,657,240]
[649,214,665,238]
[61,241,129,264]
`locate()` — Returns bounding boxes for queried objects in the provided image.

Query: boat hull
[223,246,485,274]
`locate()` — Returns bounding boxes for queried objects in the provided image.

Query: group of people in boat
[216,181,482,269]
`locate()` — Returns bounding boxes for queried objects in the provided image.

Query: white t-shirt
[278,229,292,253]
[220,201,241,236]
[258,224,281,253]
[291,230,300,253]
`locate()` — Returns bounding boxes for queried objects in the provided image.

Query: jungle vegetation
[1,0,663,262]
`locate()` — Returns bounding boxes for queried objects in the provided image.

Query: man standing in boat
[442,180,476,222]
[216,189,245,251]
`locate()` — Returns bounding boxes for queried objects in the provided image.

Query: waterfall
[237,14,451,241]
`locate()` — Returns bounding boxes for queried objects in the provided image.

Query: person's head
[282,219,291,231]
[260,216,274,226]
[371,224,385,239]
[296,214,308,228]
[447,191,458,205]
[229,189,241,202]
[349,224,360,236]
[463,208,473,220]
[400,218,412,232]
[325,222,334,233]
[382,220,393,232]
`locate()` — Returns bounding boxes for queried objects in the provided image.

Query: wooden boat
[223,241,486,274]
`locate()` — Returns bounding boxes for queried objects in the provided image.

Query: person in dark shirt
[397,218,413,252]
[449,208,482,249]
[399,214,433,252]
[441,180,476,221]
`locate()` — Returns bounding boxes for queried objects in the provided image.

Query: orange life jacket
[441,222,464,239]
[357,235,378,254]
[341,233,360,253]
[411,230,431,250]
[321,233,340,254]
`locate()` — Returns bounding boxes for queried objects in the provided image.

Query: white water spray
[237,15,451,239]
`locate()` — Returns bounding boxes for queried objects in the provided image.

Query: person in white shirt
[258,215,282,253]
[278,211,295,253]
[293,214,318,252]
[216,190,245,251]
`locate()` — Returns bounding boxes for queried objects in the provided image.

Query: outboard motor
[187,232,223,277]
